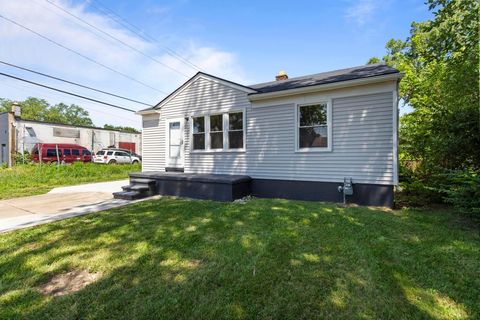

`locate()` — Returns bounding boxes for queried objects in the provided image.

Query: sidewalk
[0,180,156,233]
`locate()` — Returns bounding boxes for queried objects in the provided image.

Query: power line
[1,80,140,125]
[0,72,137,112]
[0,14,167,95]
[89,0,203,72]
[0,60,153,107]
[90,0,201,71]
[44,0,191,78]
[29,0,121,47]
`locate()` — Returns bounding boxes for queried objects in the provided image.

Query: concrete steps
[113,178,156,200]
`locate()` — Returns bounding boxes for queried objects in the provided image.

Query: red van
[31,143,92,164]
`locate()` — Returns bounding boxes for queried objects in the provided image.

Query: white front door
[166,118,184,168]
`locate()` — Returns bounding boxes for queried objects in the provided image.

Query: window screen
[210,114,223,149]
[228,112,243,149]
[298,104,328,148]
[192,116,205,150]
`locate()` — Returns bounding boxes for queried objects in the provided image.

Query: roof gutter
[248,73,403,102]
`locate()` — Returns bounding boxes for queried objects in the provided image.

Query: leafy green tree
[370,0,479,210]
[48,103,93,126]
[103,124,140,133]
[0,97,94,127]
[370,0,479,171]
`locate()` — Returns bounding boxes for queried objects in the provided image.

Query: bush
[396,163,443,207]
[13,151,32,165]
[436,170,480,215]
[397,162,480,214]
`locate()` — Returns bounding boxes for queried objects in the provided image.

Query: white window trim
[226,111,246,150]
[191,115,206,151]
[208,112,224,150]
[294,100,332,152]
[190,109,246,153]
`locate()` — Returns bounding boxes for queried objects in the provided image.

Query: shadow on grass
[0,198,478,319]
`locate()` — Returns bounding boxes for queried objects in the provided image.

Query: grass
[0,162,141,200]
[0,198,478,319]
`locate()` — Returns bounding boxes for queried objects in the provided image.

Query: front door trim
[165,117,184,168]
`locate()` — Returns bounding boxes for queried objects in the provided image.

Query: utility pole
[8,111,15,167]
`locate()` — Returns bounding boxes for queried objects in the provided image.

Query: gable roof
[137,64,400,114]
[249,64,399,94]
[137,72,257,114]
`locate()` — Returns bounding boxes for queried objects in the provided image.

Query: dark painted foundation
[126,172,394,207]
[251,179,394,208]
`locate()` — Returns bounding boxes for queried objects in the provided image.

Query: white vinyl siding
[141,75,395,185]
[141,113,163,171]
[142,76,250,174]
[246,92,394,184]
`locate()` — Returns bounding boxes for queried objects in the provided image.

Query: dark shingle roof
[249,64,399,94]
[140,64,400,113]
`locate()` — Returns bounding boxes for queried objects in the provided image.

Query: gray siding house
[136,64,401,207]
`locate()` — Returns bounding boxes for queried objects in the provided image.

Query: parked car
[93,149,141,164]
[111,148,142,161]
[31,143,92,164]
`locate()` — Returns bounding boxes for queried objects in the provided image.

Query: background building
[0,106,141,166]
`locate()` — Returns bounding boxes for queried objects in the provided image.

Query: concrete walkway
[0,180,155,233]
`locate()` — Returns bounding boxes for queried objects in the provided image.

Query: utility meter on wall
[343,177,353,196]
[338,177,354,206]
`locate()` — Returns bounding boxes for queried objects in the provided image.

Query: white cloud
[344,0,379,26]
[0,0,249,128]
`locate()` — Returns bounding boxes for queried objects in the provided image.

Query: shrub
[13,151,32,165]
[436,170,480,215]
[396,163,443,207]
[398,162,480,215]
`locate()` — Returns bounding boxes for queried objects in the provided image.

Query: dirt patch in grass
[39,269,101,297]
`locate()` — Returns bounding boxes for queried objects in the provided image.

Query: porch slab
[129,172,251,202]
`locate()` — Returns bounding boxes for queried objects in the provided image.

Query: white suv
[94,149,141,164]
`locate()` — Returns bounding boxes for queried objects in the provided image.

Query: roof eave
[152,72,257,111]
[135,109,160,115]
[248,73,403,102]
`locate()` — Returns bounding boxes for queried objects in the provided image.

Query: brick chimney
[11,102,21,118]
[275,70,288,81]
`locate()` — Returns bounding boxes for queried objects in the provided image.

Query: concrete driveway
[0,180,153,233]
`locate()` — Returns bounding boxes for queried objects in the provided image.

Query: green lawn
[0,162,141,200]
[0,198,478,319]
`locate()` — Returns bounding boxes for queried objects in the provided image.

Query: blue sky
[0,0,431,128]
[108,0,430,81]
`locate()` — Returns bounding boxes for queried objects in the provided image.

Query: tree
[367,57,381,64]
[48,103,93,126]
[0,97,94,127]
[103,124,140,133]
[369,0,479,171]
[369,0,480,210]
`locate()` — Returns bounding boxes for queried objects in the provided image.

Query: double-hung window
[209,114,223,149]
[228,112,243,149]
[298,102,331,150]
[191,111,245,151]
[192,116,205,150]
